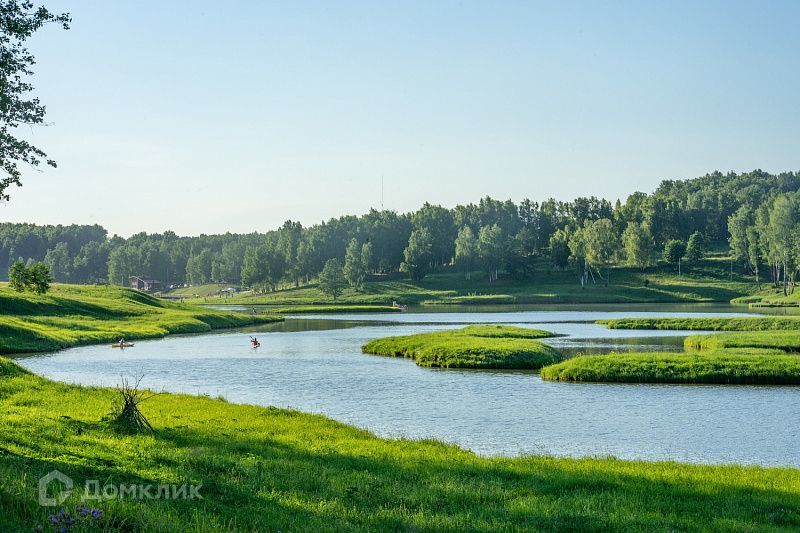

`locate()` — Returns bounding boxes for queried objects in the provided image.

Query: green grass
[361,325,563,369]
[599,317,800,331]
[732,287,800,307]
[684,331,800,353]
[2,359,800,531]
[264,305,402,314]
[556,316,800,384]
[0,284,281,355]
[187,256,757,307]
[541,351,800,385]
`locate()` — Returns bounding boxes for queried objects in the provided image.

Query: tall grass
[684,331,800,353]
[2,358,800,531]
[362,325,562,369]
[599,317,800,331]
[541,351,800,384]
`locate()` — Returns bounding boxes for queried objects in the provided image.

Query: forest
[1,169,799,293]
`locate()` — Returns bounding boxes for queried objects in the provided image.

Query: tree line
[1,169,799,292]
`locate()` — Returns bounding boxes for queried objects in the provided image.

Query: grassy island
[544,316,800,385]
[0,284,281,355]
[541,351,800,385]
[2,357,800,531]
[361,325,562,369]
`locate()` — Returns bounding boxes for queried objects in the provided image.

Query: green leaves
[0,1,70,199]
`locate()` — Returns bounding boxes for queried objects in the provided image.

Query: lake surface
[16,305,800,467]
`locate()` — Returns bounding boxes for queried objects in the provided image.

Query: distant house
[129,276,161,292]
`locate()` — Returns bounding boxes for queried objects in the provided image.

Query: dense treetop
[1,169,799,291]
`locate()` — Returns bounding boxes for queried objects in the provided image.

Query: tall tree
[584,218,618,286]
[343,238,366,290]
[663,240,687,275]
[477,224,504,282]
[318,258,346,301]
[621,222,654,269]
[400,229,433,282]
[685,231,707,263]
[0,2,70,200]
[454,226,477,280]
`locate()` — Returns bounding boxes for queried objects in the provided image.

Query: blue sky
[3,1,799,236]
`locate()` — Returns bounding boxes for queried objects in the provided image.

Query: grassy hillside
[2,359,800,531]
[733,287,800,307]
[362,325,562,369]
[182,257,755,307]
[0,284,281,355]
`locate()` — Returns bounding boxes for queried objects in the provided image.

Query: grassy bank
[264,305,401,315]
[541,351,800,385]
[179,257,755,307]
[684,331,800,353]
[732,287,800,308]
[2,359,800,531]
[0,284,281,355]
[599,317,800,331]
[362,325,562,369]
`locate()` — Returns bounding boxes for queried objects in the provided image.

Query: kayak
[111,343,135,348]
[251,342,261,349]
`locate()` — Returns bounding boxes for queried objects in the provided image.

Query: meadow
[361,325,562,369]
[175,256,755,307]
[0,284,281,355]
[2,358,800,531]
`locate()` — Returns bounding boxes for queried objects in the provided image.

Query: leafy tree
[505,227,536,279]
[477,224,504,282]
[343,238,366,290]
[746,226,761,287]
[454,226,477,280]
[401,229,433,282]
[0,2,70,200]
[318,258,346,300]
[8,260,27,291]
[27,261,51,293]
[241,245,270,292]
[568,225,590,286]
[622,222,654,268]
[584,218,618,286]
[549,228,570,270]
[685,231,707,263]
[43,241,70,282]
[360,241,373,276]
[412,203,455,267]
[663,240,687,274]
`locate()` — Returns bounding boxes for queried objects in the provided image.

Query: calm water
[16,305,800,466]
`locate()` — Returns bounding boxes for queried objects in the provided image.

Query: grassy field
[2,359,800,531]
[362,325,562,369]
[599,317,800,331]
[0,284,281,355]
[179,256,756,307]
[541,351,800,385]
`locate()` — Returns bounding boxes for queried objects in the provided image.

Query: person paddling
[250,336,260,348]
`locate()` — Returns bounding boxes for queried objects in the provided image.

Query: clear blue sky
[3,0,799,236]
